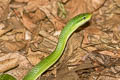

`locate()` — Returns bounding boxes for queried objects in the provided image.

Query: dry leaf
[0,41,26,52]
[0,26,13,37]
[30,38,56,53]
[21,14,37,33]
[0,0,10,21]
[114,0,120,7]
[65,0,106,21]
[39,4,65,30]
[27,49,48,65]
[15,0,29,3]
[15,32,25,41]
[82,25,103,47]
[24,0,65,30]
[61,0,68,3]
[24,0,50,12]
[0,58,18,72]
[39,30,58,43]
[40,20,54,33]
[4,53,32,80]
[9,2,26,9]
[29,9,46,23]
[8,16,24,29]
[0,53,19,72]
[27,54,41,66]
[99,50,120,58]
[85,25,103,35]
[85,0,106,11]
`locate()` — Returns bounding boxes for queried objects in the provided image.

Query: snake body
[0,74,16,80]
[0,13,92,80]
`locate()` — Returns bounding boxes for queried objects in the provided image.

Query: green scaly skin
[0,74,16,80]
[0,13,92,80]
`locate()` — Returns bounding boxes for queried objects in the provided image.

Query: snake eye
[83,16,86,20]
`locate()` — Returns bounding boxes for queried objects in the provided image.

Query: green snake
[0,13,92,80]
